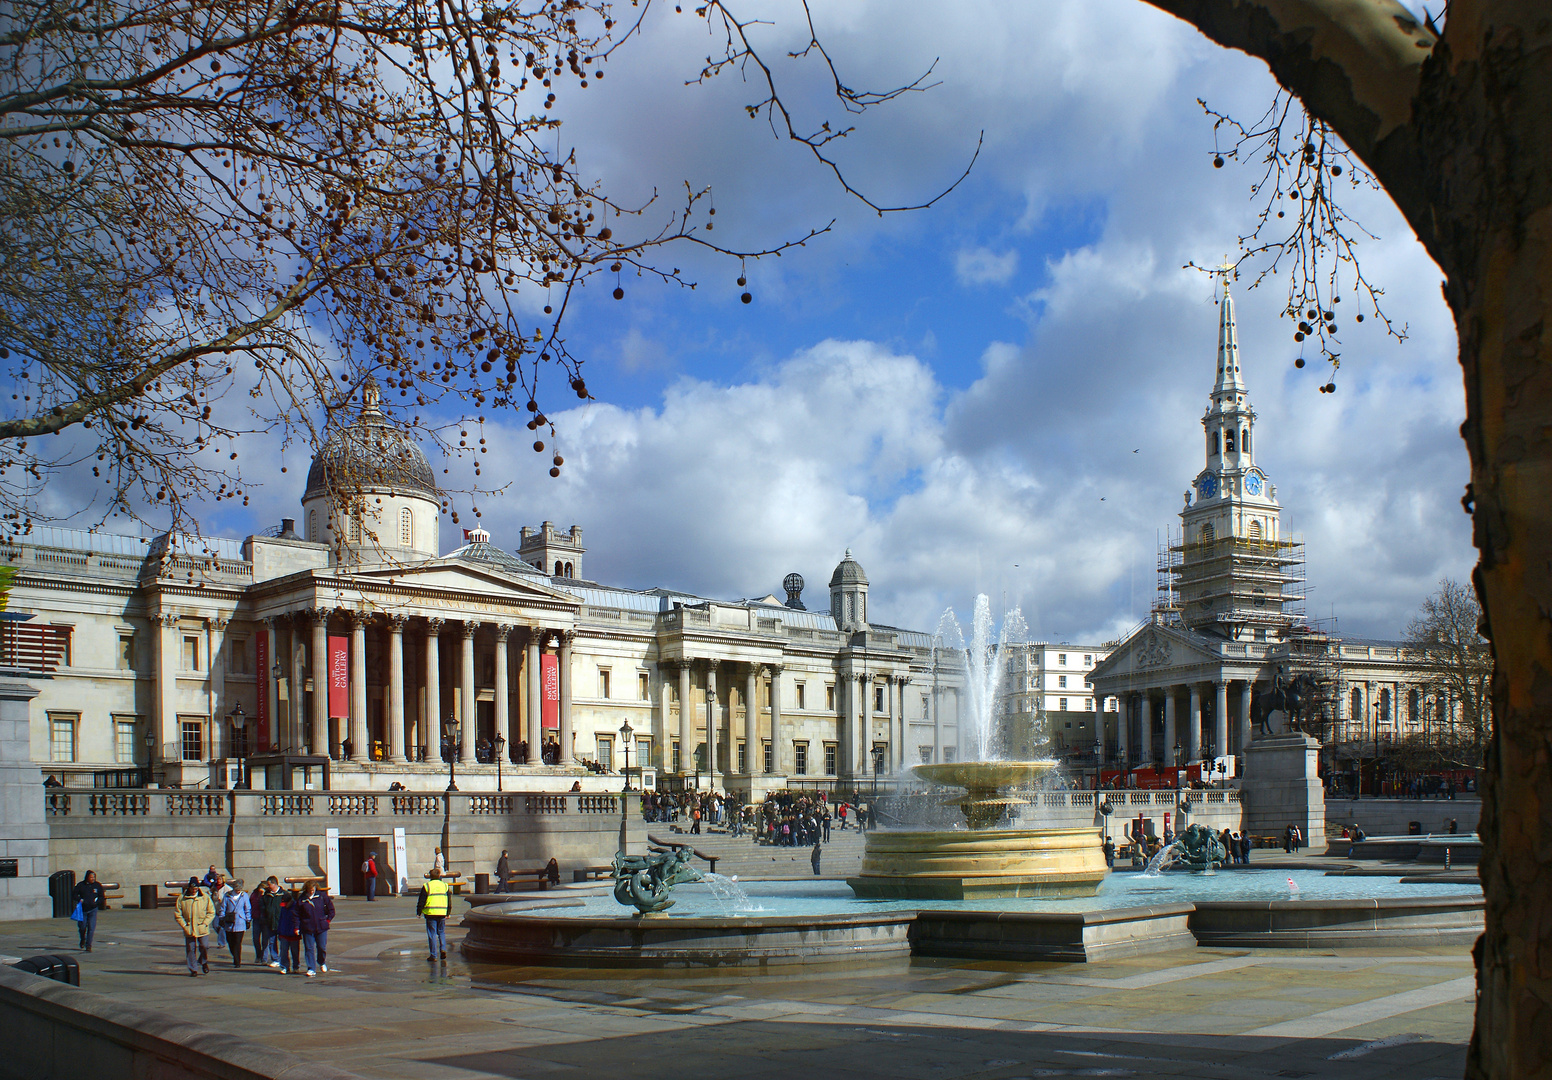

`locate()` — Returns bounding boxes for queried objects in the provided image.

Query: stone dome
[828,548,869,588]
[303,380,438,502]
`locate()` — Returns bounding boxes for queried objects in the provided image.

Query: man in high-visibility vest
[416,867,452,961]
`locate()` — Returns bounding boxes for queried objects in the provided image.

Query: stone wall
[43,789,647,898]
[1324,797,1480,838]
[0,676,47,920]
[0,964,364,1079]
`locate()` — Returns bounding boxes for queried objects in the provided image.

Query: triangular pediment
[1090,621,1224,681]
[346,557,582,604]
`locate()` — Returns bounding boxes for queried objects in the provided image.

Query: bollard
[139,883,160,910]
[474,873,490,894]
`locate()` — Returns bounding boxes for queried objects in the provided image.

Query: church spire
[1214,266,1246,395]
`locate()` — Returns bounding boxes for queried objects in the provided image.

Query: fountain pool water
[516,871,1480,919]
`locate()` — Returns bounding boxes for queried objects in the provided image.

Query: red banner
[256,631,270,751]
[541,652,559,730]
[328,635,349,719]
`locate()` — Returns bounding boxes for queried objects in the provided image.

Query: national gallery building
[14,385,965,795]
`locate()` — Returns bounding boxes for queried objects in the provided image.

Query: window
[554,560,563,576]
[797,741,811,776]
[118,633,135,671]
[1058,675,1067,688]
[49,712,78,763]
[180,716,206,761]
[564,562,574,577]
[598,669,611,699]
[1058,653,1067,666]
[638,672,650,700]
[636,738,652,768]
[1084,654,1092,666]
[825,684,836,711]
[1247,519,1263,540]
[919,746,933,764]
[308,510,318,542]
[796,683,806,710]
[1212,430,1220,455]
[874,685,885,712]
[763,740,773,774]
[943,747,956,763]
[1409,688,1421,724]
[1200,523,1216,545]
[229,637,250,675]
[114,717,139,764]
[1086,698,1094,711]
[737,741,747,774]
[596,736,613,772]
[183,635,201,671]
[671,740,681,772]
[347,514,361,543]
[400,508,413,547]
[1242,428,1250,453]
[1059,698,1068,711]
[1225,429,1236,452]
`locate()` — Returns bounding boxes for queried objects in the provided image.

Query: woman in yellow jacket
[174,877,216,976]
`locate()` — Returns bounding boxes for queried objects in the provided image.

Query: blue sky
[49,1,1469,644]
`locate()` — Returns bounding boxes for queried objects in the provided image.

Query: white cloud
[955,246,1020,286]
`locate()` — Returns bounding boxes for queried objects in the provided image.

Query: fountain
[847,597,1108,900]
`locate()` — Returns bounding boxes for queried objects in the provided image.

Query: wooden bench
[571,865,613,883]
[499,868,555,892]
[422,871,464,894]
[282,876,330,895]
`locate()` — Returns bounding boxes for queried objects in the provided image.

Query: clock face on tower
[1244,472,1264,496]
[1197,473,1219,499]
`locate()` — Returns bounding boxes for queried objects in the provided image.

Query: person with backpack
[416,867,452,961]
[296,881,335,977]
[219,883,251,968]
[362,851,379,901]
[254,878,283,967]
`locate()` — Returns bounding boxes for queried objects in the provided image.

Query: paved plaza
[0,890,1474,1080]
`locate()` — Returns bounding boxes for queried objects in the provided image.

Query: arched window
[400,508,413,547]
[1212,431,1220,455]
[564,562,574,577]
[1224,429,1236,453]
[1200,523,1215,545]
[1379,686,1392,725]
[308,510,318,542]
[1242,428,1250,454]
[554,560,563,576]
[1247,520,1263,541]
[1350,686,1363,721]
[1408,688,1421,724]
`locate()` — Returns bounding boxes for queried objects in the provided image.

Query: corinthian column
[424,619,443,758]
[705,659,719,777]
[558,630,574,766]
[676,659,692,773]
[1214,680,1229,759]
[494,624,512,761]
[310,610,329,759]
[460,622,478,764]
[525,629,541,753]
[767,664,784,774]
[387,615,407,763]
[349,613,369,763]
[744,665,759,775]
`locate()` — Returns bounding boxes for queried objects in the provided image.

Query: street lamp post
[228,703,248,789]
[443,717,461,793]
[493,732,506,793]
[619,719,634,792]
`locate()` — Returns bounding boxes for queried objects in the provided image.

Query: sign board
[327,635,349,719]
[393,827,408,897]
[255,632,270,751]
[0,858,17,878]
[325,828,340,894]
[541,652,559,730]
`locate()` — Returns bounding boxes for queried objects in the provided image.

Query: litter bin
[140,884,161,910]
[48,870,75,918]
[1408,820,1423,835]
[474,873,490,894]
[11,954,80,986]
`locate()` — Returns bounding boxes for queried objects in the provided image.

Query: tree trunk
[1142,2,1552,1075]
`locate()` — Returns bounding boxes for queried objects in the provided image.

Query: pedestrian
[838,803,848,831]
[1240,833,1253,864]
[363,851,379,901]
[417,867,452,961]
[249,878,268,965]
[545,857,561,887]
[496,849,511,893]
[1284,824,1293,854]
[822,808,832,842]
[255,878,282,967]
[691,805,701,835]
[297,881,335,977]
[71,870,107,952]
[202,865,220,892]
[811,837,822,876]
[175,877,215,977]
[276,888,302,974]
[219,881,251,968]
[432,847,445,875]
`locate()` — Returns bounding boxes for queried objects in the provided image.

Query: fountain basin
[460,900,912,967]
[849,826,1108,899]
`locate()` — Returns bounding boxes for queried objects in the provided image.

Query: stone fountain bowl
[912,760,1060,791]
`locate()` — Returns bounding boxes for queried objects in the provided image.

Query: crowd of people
[166,866,336,978]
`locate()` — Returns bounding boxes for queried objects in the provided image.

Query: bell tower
[1162,270,1304,640]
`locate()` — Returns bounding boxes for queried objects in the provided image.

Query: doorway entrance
[339,836,391,897]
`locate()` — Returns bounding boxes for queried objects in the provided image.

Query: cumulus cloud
[955,246,1020,286]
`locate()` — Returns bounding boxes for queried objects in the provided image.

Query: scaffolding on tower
[1154,525,1307,631]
